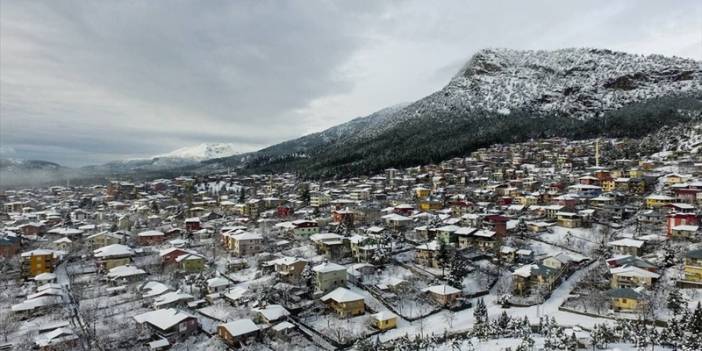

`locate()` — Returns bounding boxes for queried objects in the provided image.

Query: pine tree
[682,330,701,351]
[666,288,687,314]
[591,323,614,350]
[472,298,490,340]
[63,212,73,227]
[299,184,311,206]
[437,240,451,277]
[687,302,702,335]
[544,317,563,350]
[448,253,468,289]
[473,298,488,325]
[300,264,315,293]
[565,332,578,351]
[629,318,651,349]
[515,333,535,351]
[353,338,375,351]
[663,244,677,267]
[516,217,528,238]
[662,315,685,350]
[507,316,530,338]
[497,311,511,333]
[238,187,246,203]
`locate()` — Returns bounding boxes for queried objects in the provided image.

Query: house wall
[684,258,702,282]
[102,257,131,270]
[374,318,397,331]
[316,270,347,292]
[612,297,639,311]
[22,254,54,277]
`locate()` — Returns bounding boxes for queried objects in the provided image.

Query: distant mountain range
[155,143,239,161]
[2,48,702,186]
[207,48,702,177]
[0,158,63,172]
[0,143,238,187]
[82,143,239,174]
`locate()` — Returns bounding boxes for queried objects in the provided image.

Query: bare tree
[444,310,457,330]
[0,310,19,342]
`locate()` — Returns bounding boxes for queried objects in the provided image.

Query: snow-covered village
[2,131,702,350]
[2,1,702,350]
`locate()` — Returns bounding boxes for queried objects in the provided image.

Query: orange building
[21,249,56,278]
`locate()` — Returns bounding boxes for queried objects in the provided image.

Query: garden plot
[305,312,375,344]
[357,263,437,320]
[538,224,606,255]
[197,301,248,322]
[462,268,496,295]
[360,264,416,287]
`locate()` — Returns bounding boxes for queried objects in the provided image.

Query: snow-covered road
[377,260,613,342]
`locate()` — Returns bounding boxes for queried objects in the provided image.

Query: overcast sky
[1,1,700,166]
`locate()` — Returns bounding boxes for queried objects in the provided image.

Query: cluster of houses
[1,137,701,349]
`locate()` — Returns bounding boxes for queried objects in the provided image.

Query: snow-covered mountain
[81,143,239,174]
[209,48,702,176]
[0,158,63,172]
[155,143,239,161]
[0,158,69,187]
[349,48,701,140]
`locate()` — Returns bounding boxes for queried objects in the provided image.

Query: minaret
[595,139,601,167]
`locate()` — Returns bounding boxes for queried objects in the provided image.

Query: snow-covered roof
[422,284,461,295]
[153,291,194,307]
[231,231,263,240]
[310,233,345,243]
[645,194,674,200]
[94,244,134,258]
[366,226,385,233]
[454,227,478,236]
[610,266,660,279]
[473,229,496,238]
[272,321,295,332]
[672,224,698,232]
[207,277,231,288]
[133,308,194,331]
[500,246,517,254]
[107,265,146,279]
[223,287,248,301]
[219,319,259,337]
[34,327,78,347]
[140,281,172,298]
[137,230,165,237]
[47,228,84,236]
[381,213,412,221]
[21,249,57,257]
[252,304,290,321]
[568,184,602,190]
[371,311,398,321]
[312,261,346,273]
[607,238,644,248]
[175,253,205,262]
[12,296,62,312]
[321,287,364,303]
[416,240,441,251]
[33,272,57,282]
[269,256,306,266]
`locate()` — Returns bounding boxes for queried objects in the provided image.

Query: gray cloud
[1,0,700,166]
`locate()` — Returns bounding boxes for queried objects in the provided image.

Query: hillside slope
[208,48,702,177]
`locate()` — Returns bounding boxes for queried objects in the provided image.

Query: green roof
[606,287,642,299]
[687,249,702,259]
